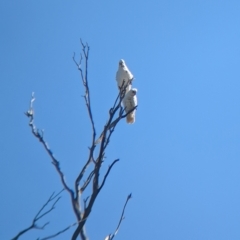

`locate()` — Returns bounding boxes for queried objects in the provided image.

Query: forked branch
[72,41,133,240]
[25,93,81,223]
[11,190,64,240]
[73,40,96,204]
[37,217,88,240]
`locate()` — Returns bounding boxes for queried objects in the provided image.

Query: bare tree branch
[25,93,82,228]
[83,196,90,211]
[71,158,119,240]
[98,159,119,191]
[73,40,96,204]
[25,40,133,240]
[35,195,60,221]
[71,41,135,240]
[11,190,64,240]
[37,218,88,240]
[105,194,132,240]
[79,170,95,193]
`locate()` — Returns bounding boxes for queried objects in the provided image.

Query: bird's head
[119,59,125,67]
[131,88,137,96]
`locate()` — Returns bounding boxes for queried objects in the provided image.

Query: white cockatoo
[123,88,138,124]
[116,59,134,93]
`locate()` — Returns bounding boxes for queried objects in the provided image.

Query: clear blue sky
[1,0,240,239]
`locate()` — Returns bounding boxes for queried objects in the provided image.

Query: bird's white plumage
[123,88,138,124]
[116,59,134,93]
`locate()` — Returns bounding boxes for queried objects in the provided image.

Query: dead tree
[22,40,136,240]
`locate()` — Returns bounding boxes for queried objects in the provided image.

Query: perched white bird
[116,59,134,93]
[123,88,138,124]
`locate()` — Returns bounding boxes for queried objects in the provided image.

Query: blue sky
[1,0,240,239]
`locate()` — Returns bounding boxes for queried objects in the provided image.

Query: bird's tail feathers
[126,113,135,124]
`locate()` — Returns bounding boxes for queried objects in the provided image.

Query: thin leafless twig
[11,190,64,240]
[98,159,119,191]
[73,40,96,204]
[25,93,82,229]
[37,217,88,240]
[106,194,132,240]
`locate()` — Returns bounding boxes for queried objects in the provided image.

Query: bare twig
[37,218,88,240]
[11,190,64,240]
[35,191,62,221]
[98,159,119,191]
[25,94,81,225]
[24,92,35,124]
[105,194,132,240]
[83,196,90,211]
[73,40,96,203]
